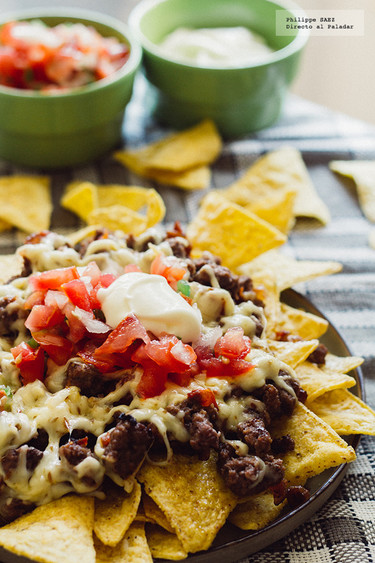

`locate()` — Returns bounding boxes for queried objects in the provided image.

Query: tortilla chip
[295,361,356,404]
[239,249,342,291]
[228,491,286,530]
[278,303,329,340]
[87,205,148,235]
[61,181,98,222]
[268,339,320,369]
[273,402,356,485]
[324,353,364,375]
[0,175,52,234]
[95,522,152,563]
[187,192,286,272]
[137,453,237,553]
[142,493,175,533]
[94,482,141,546]
[116,119,221,172]
[329,160,375,222]
[0,495,95,563]
[252,273,280,336]
[308,389,375,435]
[146,525,188,561]
[223,184,296,234]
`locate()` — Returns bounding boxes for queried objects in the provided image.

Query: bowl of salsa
[0,9,142,168]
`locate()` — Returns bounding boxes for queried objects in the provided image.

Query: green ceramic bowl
[0,9,142,169]
[129,0,308,137]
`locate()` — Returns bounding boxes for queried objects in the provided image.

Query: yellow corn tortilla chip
[223,185,297,234]
[94,522,152,563]
[228,491,286,530]
[273,402,356,485]
[295,361,356,404]
[308,389,375,435]
[142,493,175,533]
[0,175,52,233]
[329,160,375,222]
[137,453,237,554]
[187,192,286,272]
[0,495,95,563]
[267,339,320,369]
[227,147,330,224]
[278,303,329,340]
[252,272,280,337]
[324,353,364,374]
[61,181,98,222]
[116,119,222,173]
[87,205,148,236]
[94,482,141,547]
[146,525,188,561]
[239,249,342,291]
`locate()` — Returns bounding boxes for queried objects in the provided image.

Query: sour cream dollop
[97,272,202,343]
[158,26,274,67]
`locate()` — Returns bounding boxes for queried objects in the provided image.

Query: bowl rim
[129,0,309,70]
[0,7,143,99]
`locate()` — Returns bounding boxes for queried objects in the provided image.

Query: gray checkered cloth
[0,75,374,562]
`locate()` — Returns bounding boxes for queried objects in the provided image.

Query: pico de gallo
[0,19,130,91]
[0,225,309,523]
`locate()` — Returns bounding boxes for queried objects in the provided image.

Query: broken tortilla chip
[308,389,375,435]
[278,302,329,340]
[268,339,320,369]
[61,181,98,222]
[94,522,152,563]
[137,453,237,554]
[0,175,52,234]
[142,494,175,533]
[329,160,375,222]
[273,402,356,485]
[94,482,141,546]
[146,525,188,561]
[186,192,286,272]
[0,495,95,563]
[228,491,286,530]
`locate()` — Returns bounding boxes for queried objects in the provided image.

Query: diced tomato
[24,289,46,309]
[150,254,187,288]
[11,341,45,384]
[214,327,251,360]
[80,261,102,286]
[25,304,65,333]
[124,264,142,273]
[29,266,79,291]
[62,278,92,312]
[188,388,218,408]
[63,302,87,343]
[144,334,196,373]
[89,273,116,310]
[195,344,254,379]
[94,314,150,361]
[136,361,168,399]
[32,329,74,366]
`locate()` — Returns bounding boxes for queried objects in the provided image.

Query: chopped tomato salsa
[0,20,130,91]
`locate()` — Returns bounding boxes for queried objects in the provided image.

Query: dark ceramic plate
[0,290,363,563]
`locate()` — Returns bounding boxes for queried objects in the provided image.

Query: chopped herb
[177,279,191,297]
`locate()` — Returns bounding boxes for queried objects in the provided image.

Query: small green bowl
[0,9,142,169]
[129,0,308,137]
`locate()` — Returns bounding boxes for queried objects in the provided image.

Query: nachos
[0,222,371,562]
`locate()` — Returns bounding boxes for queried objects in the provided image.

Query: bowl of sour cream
[129,0,308,136]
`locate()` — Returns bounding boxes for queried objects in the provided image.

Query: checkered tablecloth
[0,75,374,562]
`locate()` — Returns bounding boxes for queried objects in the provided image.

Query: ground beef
[286,485,310,507]
[237,416,272,457]
[217,443,285,497]
[0,497,35,524]
[59,439,93,467]
[102,414,154,480]
[66,360,114,397]
[271,434,295,455]
[0,297,19,337]
[307,343,328,365]
[1,446,43,479]
[27,429,49,451]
